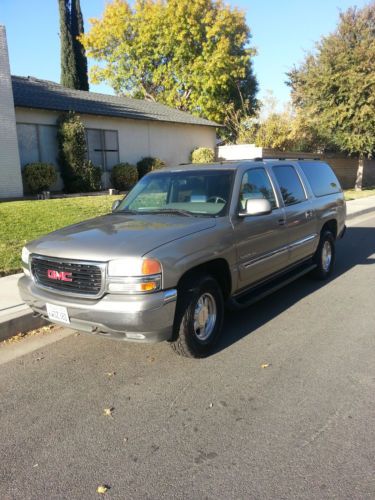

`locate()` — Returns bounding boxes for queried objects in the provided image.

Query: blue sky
[1,0,370,107]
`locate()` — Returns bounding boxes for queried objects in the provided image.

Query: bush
[137,157,166,179]
[111,163,138,191]
[66,161,102,193]
[23,163,58,194]
[57,111,100,193]
[191,147,215,163]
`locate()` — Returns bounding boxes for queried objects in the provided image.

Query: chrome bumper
[18,275,177,343]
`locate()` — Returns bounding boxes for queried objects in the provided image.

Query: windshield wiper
[142,208,195,217]
[112,209,140,215]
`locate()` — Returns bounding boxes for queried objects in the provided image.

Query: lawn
[0,195,122,276]
[344,187,375,201]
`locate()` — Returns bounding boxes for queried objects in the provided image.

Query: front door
[233,167,289,291]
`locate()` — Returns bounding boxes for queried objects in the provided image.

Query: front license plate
[46,303,70,325]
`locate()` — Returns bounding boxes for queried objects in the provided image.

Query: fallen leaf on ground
[147,356,155,363]
[105,372,116,378]
[97,484,110,494]
[103,407,114,417]
[208,403,214,408]
[260,363,271,369]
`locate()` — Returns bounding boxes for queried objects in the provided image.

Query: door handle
[305,210,314,219]
[278,219,286,226]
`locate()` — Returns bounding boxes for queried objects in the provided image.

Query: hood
[27,213,216,261]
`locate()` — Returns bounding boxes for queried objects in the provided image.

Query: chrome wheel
[322,240,332,272]
[193,292,217,341]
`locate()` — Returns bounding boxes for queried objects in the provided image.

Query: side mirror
[112,200,121,212]
[240,198,272,217]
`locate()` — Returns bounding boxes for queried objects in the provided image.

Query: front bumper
[18,275,177,343]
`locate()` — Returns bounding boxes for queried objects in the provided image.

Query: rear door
[232,167,289,290]
[270,164,318,264]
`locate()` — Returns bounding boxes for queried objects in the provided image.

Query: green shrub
[111,163,138,191]
[57,111,101,193]
[60,161,102,193]
[23,163,58,194]
[191,147,215,163]
[137,157,166,179]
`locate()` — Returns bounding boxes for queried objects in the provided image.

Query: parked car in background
[19,160,346,357]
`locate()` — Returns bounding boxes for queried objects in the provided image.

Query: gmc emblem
[47,269,73,282]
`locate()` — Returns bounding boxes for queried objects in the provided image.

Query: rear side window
[272,165,306,206]
[300,162,341,197]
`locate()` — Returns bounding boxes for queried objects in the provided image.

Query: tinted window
[300,162,341,197]
[273,165,306,206]
[239,168,277,210]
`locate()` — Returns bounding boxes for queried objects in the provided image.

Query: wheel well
[321,219,337,239]
[177,259,232,299]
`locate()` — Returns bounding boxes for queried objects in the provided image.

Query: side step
[228,263,317,311]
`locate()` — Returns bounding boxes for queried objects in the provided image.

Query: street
[1,213,374,500]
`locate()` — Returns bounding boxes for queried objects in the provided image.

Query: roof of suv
[153,159,325,173]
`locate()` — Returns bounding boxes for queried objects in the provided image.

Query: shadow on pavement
[215,225,375,354]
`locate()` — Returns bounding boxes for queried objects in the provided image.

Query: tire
[170,274,224,358]
[312,230,335,280]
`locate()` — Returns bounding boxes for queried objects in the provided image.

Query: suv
[19,160,346,357]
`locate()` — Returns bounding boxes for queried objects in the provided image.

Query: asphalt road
[1,213,375,500]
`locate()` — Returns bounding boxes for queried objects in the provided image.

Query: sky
[1,0,370,108]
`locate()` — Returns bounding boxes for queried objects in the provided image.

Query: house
[0,26,218,198]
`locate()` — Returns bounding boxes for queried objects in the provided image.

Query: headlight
[21,246,30,265]
[107,258,162,294]
[21,246,31,276]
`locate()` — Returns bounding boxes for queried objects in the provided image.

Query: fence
[216,145,375,190]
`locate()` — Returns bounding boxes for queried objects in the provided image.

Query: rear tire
[170,274,224,358]
[312,230,335,280]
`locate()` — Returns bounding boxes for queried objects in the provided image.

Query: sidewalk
[1,195,375,342]
[345,194,375,220]
[0,274,46,341]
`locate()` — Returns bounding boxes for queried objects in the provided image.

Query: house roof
[11,76,220,128]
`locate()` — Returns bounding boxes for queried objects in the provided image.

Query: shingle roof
[11,75,220,128]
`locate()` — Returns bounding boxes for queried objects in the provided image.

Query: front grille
[31,256,103,297]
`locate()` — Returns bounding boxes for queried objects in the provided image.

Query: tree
[58,0,89,90]
[287,3,375,187]
[58,0,79,88]
[71,0,89,90]
[80,0,258,124]
[57,112,101,192]
[235,92,325,152]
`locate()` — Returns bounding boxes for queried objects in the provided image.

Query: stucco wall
[15,107,216,179]
[0,26,23,198]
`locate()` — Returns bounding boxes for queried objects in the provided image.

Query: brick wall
[0,26,23,198]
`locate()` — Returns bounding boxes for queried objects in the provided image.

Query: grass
[0,195,122,276]
[344,187,375,201]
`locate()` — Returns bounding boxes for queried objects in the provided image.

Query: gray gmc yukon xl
[19,160,346,357]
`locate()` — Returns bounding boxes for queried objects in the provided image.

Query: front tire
[312,230,335,280]
[170,274,224,358]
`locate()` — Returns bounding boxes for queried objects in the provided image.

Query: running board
[228,263,317,310]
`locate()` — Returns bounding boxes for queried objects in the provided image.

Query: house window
[86,129,119,171]
[17,123,58,168]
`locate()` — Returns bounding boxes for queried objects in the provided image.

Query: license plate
[46,303,70,325]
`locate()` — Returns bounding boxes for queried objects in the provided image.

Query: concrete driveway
[0,213,374,499]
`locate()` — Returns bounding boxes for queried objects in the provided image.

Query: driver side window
[239,168,277,211]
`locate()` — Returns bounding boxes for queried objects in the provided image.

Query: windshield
[116,170,234,216]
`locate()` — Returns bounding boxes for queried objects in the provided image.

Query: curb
[0,308,47,343]
[346,206,375,221]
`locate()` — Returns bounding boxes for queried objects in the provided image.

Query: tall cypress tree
[58,0,79,89]
[71,0,89,90]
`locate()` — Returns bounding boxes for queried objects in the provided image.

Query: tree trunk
[355,155,364,191]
